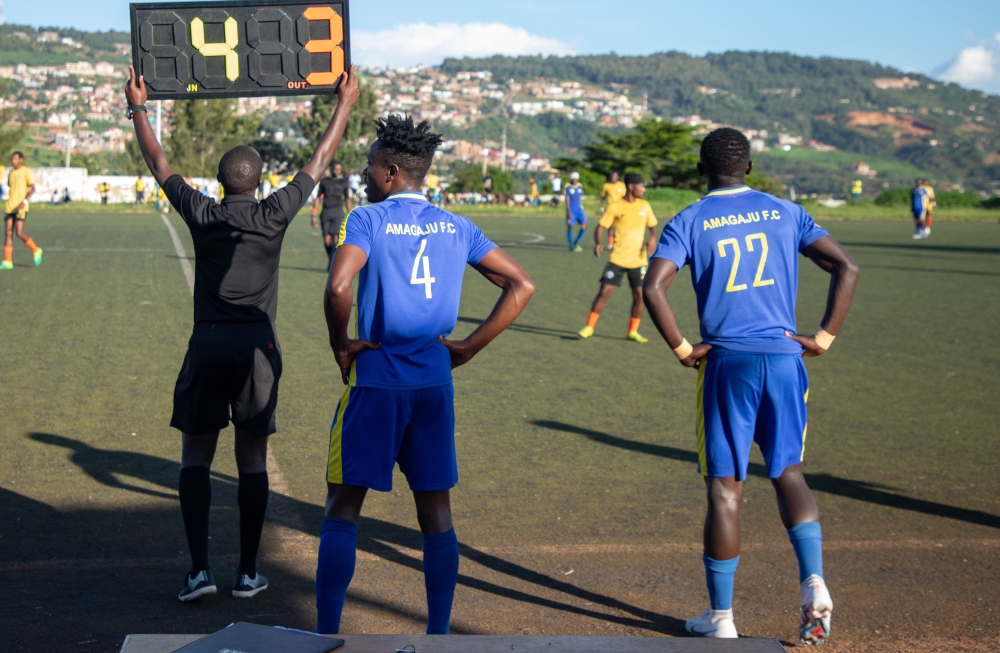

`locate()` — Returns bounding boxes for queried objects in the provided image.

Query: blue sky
[6,0,1000,91]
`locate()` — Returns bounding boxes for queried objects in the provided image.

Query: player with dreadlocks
[315,114,535,635]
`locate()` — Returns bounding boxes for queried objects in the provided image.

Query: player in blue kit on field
[316,115,535,635]
[565,171,587,251]
[643,128,859,644]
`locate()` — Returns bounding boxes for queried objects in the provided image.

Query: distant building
[37,31,59,42]
[65,61,96,76]
[851,161,877,177]
[873,77,920,90]
[95,62,116,76]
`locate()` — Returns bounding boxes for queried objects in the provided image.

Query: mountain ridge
[442,51,1000,193]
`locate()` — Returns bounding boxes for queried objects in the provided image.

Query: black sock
[325,242,333,259]
[178,466,212,573]
[237,471,269,577]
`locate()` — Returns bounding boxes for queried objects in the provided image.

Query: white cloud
[934,33,1000,93]
[352,22,574,69]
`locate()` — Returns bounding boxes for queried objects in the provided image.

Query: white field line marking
[160,213,195,293]
[160,212,313,563]
[43,247,174,253]
[5,538,999,572]
[522,232,545,244]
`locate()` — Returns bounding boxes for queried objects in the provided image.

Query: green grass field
[1,208,999,651]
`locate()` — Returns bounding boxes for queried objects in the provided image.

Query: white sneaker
[924,228,931,237]
[799,574,833,645]
[685,608,738,638]
[912,233,924,239]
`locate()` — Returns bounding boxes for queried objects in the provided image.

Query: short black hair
[700,128,751,177]
[11,151,24,159]
[218,145,262,194]
[371,114,443,183]
[624,172,645,186]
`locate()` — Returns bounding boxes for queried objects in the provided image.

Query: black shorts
[170,322,282,437]
[320,209,344,240]
[600,262,646,288]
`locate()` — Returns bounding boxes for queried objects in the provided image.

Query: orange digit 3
[303,7,344,86]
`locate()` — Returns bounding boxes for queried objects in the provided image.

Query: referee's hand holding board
[129,0,351,99]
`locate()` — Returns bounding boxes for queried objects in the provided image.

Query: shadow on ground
[531,421,1000,530]
[3,432,689,651]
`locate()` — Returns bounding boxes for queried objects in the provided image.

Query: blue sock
[703,554,739,611]
[567,229,574,248]
[423,529,459,634]
[573,228,587,247]
[316,518,357,634]
[788,521,823,583]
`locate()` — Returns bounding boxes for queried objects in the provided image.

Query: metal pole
[64,112,73,168]
[500,125,507,173]
[154,100,162,208]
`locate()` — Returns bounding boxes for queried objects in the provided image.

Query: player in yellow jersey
[921,179,936,237]
[99,181,111,205]
[135,176,146,204]
[579,173,657,342]
[2,152,42,269]
[601,172,626,249]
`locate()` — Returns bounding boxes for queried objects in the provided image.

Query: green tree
[296,79,377,172]
[167,99,260,177]
[122,137,148,175]
[557,119,701,190]
[448,164,513,194]
[746,173,783,196]
[0,80,26,160]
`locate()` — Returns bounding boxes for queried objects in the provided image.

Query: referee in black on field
[125,65,360,602]
[311,161,352,265]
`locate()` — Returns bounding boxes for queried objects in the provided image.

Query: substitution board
[129,0,350,99]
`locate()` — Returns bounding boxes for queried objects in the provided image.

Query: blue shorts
[327,384,457,492]
[567,210,587,225]
[697,351,809,481]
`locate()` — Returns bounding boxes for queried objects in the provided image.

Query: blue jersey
[911,187,927,214]
[652,186,829,355]
[342,192,497,389]
[565,183,585,215]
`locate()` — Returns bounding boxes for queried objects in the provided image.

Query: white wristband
[814,329,835,350]
[21,200,28,209]
[673,338,693,360]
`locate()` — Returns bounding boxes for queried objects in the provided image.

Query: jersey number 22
[717,233,774,292]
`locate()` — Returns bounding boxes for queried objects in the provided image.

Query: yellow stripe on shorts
[327,386,351,484]
[800,388,809,461]
[696,360,708,476]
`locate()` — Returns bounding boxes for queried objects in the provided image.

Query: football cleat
[0,261,12,270]
[627,331,648,343]
[33,248,43,266]
[178,569,217,602]
[799,574,833,645]
[578,325,594,339]
[685,608,738,638]
[232,572,269,599]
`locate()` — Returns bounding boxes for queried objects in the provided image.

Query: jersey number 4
[411,238,436,299]
[717,233,775,292]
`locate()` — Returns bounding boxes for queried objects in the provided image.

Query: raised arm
[643,257,712,368]
[325,243,379,384]
[438,248,535,368]
[786,235,860,356]
[301,66,360,184]
[125,67,178,186]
